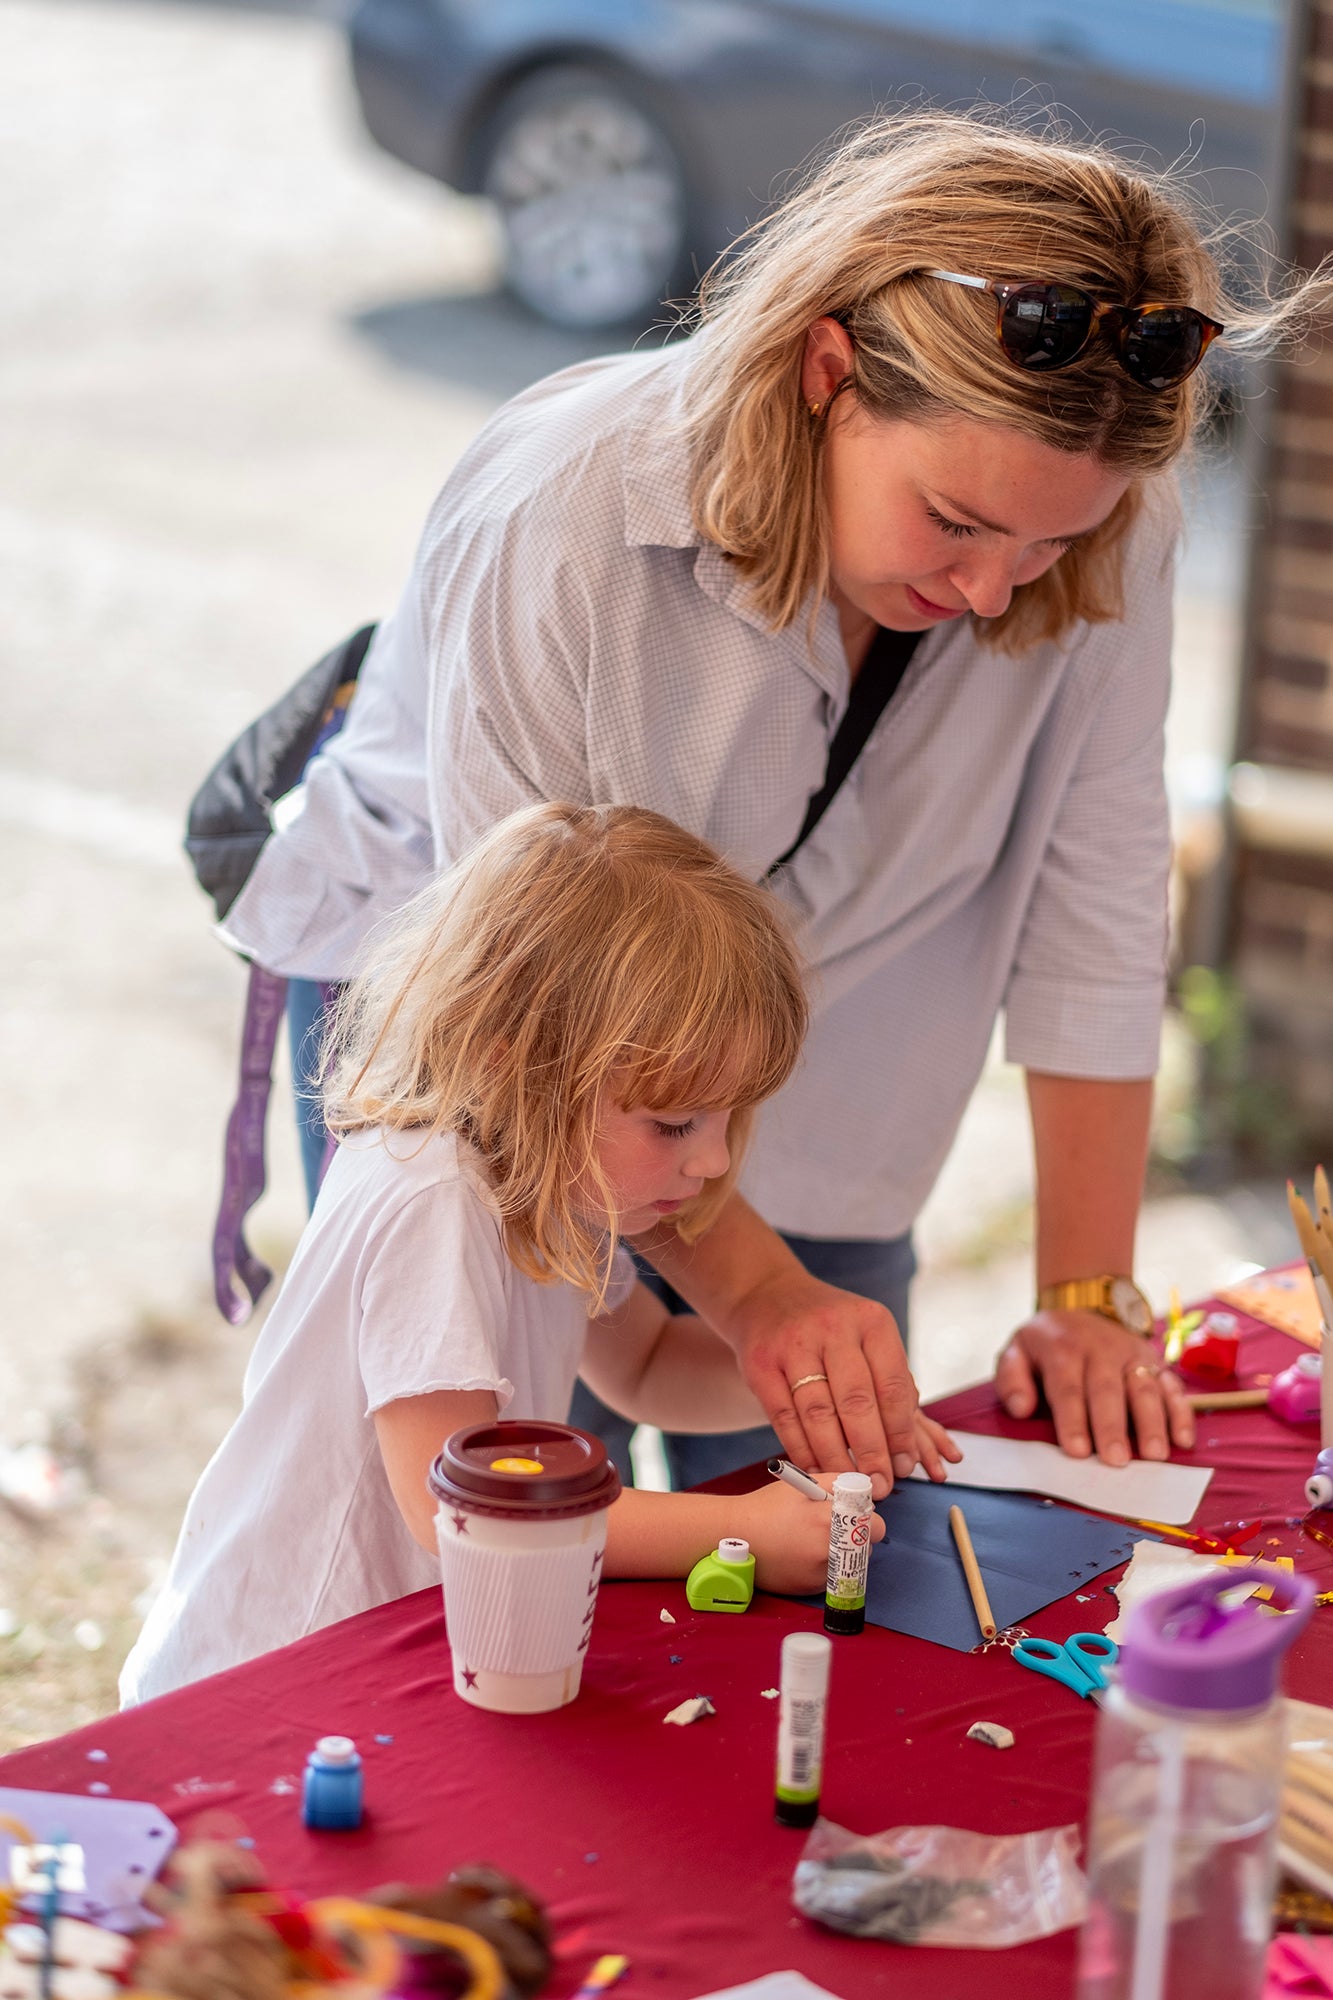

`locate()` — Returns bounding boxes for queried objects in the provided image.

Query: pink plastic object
[1268,1352,1323,1426]
[1180,1311,1240,1383]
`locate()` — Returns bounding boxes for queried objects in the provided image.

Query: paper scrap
[1219,1263,1323,1348]
[1264,1933,1333,1995]
[966,1721,1014,1749]
[806,1481,1144,1653]
[917,1428,1213,1526]
[760,1687,779,1699]
[663,1696,715,1726]
[659,1608,676,1624]
[691,1976,848,2000]
[1104,1540,1262,1642]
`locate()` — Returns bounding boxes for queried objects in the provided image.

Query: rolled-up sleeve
[1003,535,1174,1080]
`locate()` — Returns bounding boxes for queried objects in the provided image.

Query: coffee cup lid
[428,1421,621,1520]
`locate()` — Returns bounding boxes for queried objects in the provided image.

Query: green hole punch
[685,1538,756,1614]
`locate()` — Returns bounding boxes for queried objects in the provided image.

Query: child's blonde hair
[683,108,1329,652]
[323,803,808,1304]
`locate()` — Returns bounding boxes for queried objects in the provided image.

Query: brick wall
[1229,0,1333,1140]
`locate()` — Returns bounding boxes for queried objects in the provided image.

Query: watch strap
[1038,1277,1114,1316]
[1037,1275,1150,1333]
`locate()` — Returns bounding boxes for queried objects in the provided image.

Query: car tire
[476,63,694,331]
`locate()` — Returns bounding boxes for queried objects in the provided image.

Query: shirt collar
[619,342,845,691]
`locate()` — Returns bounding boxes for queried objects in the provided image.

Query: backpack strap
[213,963,289,1324]
[766,626,922,877]
[200,625,376,1322]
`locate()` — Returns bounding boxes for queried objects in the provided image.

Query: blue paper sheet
[809,1480,1145,1652]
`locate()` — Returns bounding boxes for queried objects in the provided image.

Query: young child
[121,803,955,1704]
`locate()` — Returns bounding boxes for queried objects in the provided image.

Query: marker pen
[824,1471,874,1635]
[774,1631,832,1827]
[766,1457,829,1502]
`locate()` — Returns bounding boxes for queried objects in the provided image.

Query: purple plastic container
[1076,1566,1313,2000]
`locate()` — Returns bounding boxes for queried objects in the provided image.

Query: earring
[808,400,822,418]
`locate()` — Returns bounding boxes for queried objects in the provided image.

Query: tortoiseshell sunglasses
[923,269,1224,391]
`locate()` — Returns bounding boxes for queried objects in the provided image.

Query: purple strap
[212,963,288,1324]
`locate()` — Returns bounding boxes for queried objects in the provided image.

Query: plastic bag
[791,1816,1087,1948]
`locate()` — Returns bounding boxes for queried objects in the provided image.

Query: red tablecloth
[1,1301,1328,2000]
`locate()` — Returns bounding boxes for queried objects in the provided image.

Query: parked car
[348,0,1291,330]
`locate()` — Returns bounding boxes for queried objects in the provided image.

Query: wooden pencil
[1288,1182,1333,1314]
[948,1502,997,1640]
[1186,1387,1271,1411]
[1289,1180,1321,1266]
[1314,1163,1332,1233]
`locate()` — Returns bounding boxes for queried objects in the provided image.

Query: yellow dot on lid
[490,1456,545,1475]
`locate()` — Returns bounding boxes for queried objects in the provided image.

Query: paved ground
[0,0,1297,1749]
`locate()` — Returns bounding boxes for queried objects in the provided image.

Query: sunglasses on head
[922,269,1223,391]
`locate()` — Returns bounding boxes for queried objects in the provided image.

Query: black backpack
[187,624,376,921]
[185,625,376,1320]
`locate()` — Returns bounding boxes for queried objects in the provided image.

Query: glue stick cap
[781,1630,832,1694]
[831,1472,873,1508]
[313,1736,358,1764]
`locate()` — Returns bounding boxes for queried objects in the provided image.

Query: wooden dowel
[1288,1764,1333,1814]
[1284,1814,1333,1864]
[1283,1788,1333,1832]
[1280,1819,1333,1880]
[1186,1388,1271,1411]
[948,1502,996,1640]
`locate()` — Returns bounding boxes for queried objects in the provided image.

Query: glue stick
[775,1631,832,1828]
[824,1471,873,1635]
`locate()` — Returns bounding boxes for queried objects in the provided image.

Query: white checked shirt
[225,340,1173,1240]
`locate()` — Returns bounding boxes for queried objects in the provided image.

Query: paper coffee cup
[429,1421,621,1713]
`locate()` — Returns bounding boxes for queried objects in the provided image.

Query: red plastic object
[1181,1315,1240,1383]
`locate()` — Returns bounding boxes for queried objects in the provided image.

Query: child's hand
[735,1476,885,1596]
[913,1413,963,1482]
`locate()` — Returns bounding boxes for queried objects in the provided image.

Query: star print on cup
[462,1668,479,1689]
[450,1509,470,1535]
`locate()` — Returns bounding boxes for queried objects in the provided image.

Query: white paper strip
[692,1976,848,2000]
[913,1429,1213,1525]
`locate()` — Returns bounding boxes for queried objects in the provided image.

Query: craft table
[0,1296,1328,2000]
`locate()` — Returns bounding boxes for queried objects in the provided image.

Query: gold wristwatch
[1036,1274,1154,1336]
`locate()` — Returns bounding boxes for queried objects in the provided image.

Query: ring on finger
[1126,1360,1160,1382]
[789,1372,829,1393]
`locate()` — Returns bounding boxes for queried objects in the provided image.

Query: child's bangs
[615,979,799,1117]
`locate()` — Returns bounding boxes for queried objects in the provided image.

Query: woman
[222,110,1316,1492]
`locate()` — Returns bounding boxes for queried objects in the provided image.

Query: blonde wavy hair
[322,803,808,1305]
[684,108,1324,652]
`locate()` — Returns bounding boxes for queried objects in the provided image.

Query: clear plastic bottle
[1076,1566,1313,2000]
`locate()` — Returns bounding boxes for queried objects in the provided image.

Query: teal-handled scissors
[1013,1632,1118,1703]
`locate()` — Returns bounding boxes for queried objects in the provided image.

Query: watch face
[1110,1276,1153,1335]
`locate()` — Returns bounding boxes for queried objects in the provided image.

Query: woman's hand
[729,1265,919,1498]
[736,1475,886,1596]
[994,1309,1195,1464]
[631,1194,921,1497]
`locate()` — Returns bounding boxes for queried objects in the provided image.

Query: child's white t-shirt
[119,1127,635,1706]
